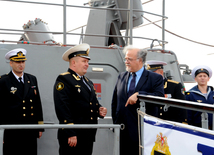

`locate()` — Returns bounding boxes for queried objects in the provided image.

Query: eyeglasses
[123,58,139,62]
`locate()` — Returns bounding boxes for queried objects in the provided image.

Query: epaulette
[185,92,190,95]
[0,74,8,79]
[167,79,179,84]
[60,72,70,76]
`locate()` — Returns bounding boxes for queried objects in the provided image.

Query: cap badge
[86,48,89,55]
[201,68,203,71]
[146,64,151,70]
[18,51,23,56]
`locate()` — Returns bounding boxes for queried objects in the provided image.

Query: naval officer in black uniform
[146,60,187,123]
[0,48,44,155]
[54,43,107,155]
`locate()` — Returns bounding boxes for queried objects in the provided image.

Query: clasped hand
[99,107,107,117]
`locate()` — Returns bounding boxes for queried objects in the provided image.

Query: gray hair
[123,45,147,64]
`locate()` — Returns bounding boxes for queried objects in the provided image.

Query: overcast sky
[1,0,214,90]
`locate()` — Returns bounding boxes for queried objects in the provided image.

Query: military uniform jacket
[54,68,102,141]
[186,85,214,128]
[159,78,187,122]
[0,71,44,135]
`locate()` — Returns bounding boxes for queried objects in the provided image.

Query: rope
[142,0,154,5]
[143,16,214,48]
[137,109,142,155]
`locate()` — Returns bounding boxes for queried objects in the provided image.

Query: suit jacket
[54,68,102,142]
[111,68,164,142]
[0,71,44,137]
[159,78,187,122]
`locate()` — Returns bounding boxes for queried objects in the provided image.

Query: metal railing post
[140,101,146,113]
[140,101,145,155]
[63,0,67,44]
[201,112,208,129]
[113,127,120,155]
[0,129,3,155]
[79,27,84,44]
[162,0,165,49]
[213,113,214,130]
[127,0,133,45]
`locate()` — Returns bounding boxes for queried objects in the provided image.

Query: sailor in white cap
[54,44,107,155]
[0,48,44,155]
[186,65,213,129]
[191,65,212,79]
[146,60,187,123]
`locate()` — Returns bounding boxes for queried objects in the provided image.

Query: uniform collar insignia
[197,100,202,103]
[84,76,89,82]
[75,85,81,87]
[72,74,81,81]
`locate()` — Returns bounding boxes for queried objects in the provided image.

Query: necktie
[128,72,136,97]
[18,77,24,96]
[81,76,91,92]
[18,77,24,85]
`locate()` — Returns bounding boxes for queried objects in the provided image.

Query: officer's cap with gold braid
[192,65,212,79]
[146,60,167,72]
[62,43,90,61]
[5,48,27,61]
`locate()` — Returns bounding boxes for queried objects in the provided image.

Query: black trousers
[3,130,37,155]
[120,128,139,155]
[58,130,94,155]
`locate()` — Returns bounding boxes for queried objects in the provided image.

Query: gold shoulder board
[60,72,70,76]
[72,74,81,81]
[167,79,179,84]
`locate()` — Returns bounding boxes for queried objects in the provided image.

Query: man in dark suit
[0,48,44,155]
[146,60,187,123]
[54,43,107,155]
[111,46,164,155]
